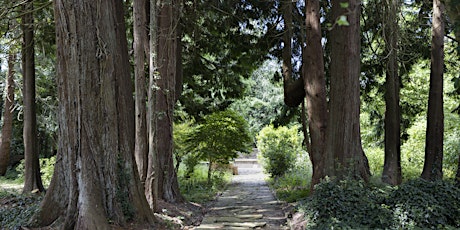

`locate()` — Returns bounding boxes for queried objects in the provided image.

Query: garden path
[194,163,289,229]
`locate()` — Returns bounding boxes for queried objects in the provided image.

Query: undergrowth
[178,164,232,203]
[0,189,43,229]
[299,178,460,229]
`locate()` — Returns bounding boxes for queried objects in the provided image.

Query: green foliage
[179,110,251,181]
[268,149,312,202]
[178,164,231,203]
[188,110,252,165]
[256,125,302,178]
[301,179,393,229]
[300,178,460,229]
[230,60,285,136]
[386,179,460,228]
[0,190,43,229]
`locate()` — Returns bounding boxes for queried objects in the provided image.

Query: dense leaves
[257,125,302,177]
[300,179,460,229]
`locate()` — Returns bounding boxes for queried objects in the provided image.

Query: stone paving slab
[194,166,288,229]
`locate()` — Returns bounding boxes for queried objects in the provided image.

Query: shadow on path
[194,163,288,229]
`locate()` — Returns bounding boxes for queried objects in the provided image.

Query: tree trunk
[152,0,184,203]
[22,0,44,193]
[134,0,149,184]
[304,0,329,188]
[0,53,16,176]
[31,1,155,228]
[282,0,305,108]
[382,0,402,185]
[326,0,371,181]
[421,0,444,181]
[146,0,159,211]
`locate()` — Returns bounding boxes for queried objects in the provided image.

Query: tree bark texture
[32,1,155,228]
[304,0,329,188]
[153,0,184,203]
[282,0,305,108]
[147,0,159,211]
[326,0,371,181]
[421,0,444,181]
[0,53,16,176]
[382,0,402,185]
[134,0,149,184]
[22,0,44,193]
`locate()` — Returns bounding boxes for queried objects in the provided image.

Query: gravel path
[195,164,289,229]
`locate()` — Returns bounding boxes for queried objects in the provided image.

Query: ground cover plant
[299,178,460,229]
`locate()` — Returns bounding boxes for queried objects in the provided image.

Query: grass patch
[178,164,232,204]
[267,170,310,203]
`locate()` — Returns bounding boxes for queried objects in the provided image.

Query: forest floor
[190,164,291,229]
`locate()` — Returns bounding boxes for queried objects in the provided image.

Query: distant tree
[0,53,16,175]
[382,0,402,185]
[32,1,155,228]
[188,110,252,183]
[325,0,371,180]
[422,0,445,180]
[22,0,44,193]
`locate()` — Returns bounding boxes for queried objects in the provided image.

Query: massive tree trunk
[134,0,149,184]
[31,1,155,228]
[0,53,16,176]
[22,0,44,193]
[282,0,305,108]
[304,0,329,188]
[421,0,444,181]
[153,0,184,203]
[326,0,371,180]
[382,0,402,185]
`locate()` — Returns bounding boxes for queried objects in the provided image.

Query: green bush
[299,178,460,229]
[268,148,312,202]
[184,110,252,181]
[256,125,301,178]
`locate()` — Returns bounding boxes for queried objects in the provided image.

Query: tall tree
[152,0,183,203]
[0,53,16,176]
[382,0,402,185]
[32,1,154,228]
[282,0,305,108]
[146,0,159,211]
[22,0,44,193]
[325,0,371,180]
[304,0,329,188]
[421,0,445,180]
[133,0,149,184]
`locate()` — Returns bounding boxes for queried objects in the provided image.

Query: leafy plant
[0,190,43,229]
[177,164,232,203]
[298,178,460,229]
[185,110,252,182]
[256,125,302,178]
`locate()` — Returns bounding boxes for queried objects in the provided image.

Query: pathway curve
[195,163,289,229]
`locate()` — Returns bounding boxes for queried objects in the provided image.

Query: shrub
[268,147,312,202]
[298,178,460,229]
[300,179,394,229]
[185,110,252,182]
[256,125,301,178]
